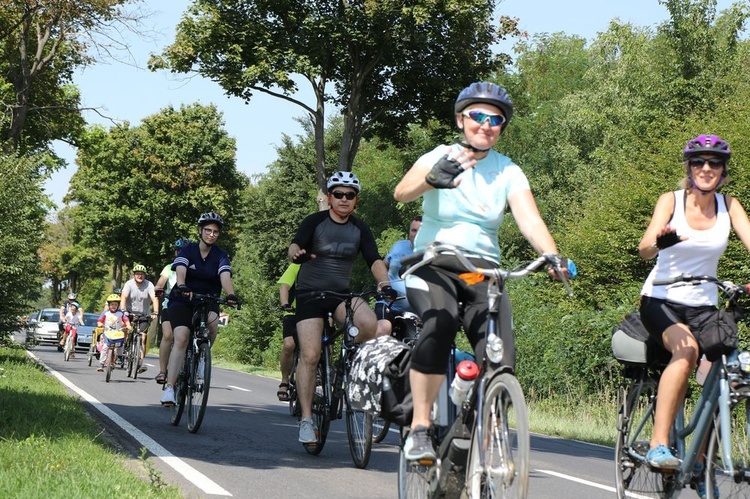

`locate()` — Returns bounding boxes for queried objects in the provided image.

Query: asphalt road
[23,341,619,498]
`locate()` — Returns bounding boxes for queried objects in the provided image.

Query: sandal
[155,371,167,384]
[277,382,291,402]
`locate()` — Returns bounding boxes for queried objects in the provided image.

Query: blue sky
[45,0,736,207]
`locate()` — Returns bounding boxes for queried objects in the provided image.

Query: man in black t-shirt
[288,171,389,444]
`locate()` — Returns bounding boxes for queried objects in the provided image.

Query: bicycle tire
[613,374,671,498]
[64,334,73,361]
[126,334,135,378]
[345,371,373,468]
[88,342,95,366]
[372,416,391,443]
[706,395,750,499]
[105,347,114,383]
[398,428,433,499]
[170,363,188,426]
[464,372,529,499]
[132,334,142,380]
[187,341,212,433]
[288,349,300,416]
[303,360,330,455]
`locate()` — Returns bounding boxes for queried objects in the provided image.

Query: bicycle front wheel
[64,334,73,361]
[398,428,433,499]
[126,335,136,378]
[706,396,750,499]
[345,374,373,468]
[464,372,529,499]
[304,360,331,455]
[187,342,211,433]
[132,335,143,380]
[105,347,115,383]
[613,374,670,498]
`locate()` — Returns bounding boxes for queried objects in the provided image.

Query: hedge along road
[27,342,619,498]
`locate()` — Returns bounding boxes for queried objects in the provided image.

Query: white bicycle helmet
[327,171,361,193]
[197,212,224,227]
[67,293,77,300]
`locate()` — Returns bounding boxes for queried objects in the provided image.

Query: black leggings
[405,256,514,375]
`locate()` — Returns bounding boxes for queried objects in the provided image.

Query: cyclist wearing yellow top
[276,263,300,401]
[96,294,131,372]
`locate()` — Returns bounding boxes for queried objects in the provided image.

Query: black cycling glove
[376,285,397,301]
[425,154,464,189]
[656,232,682,250]
[225,294,238,307]
[292,252,314,264]
[176,284,191,297]
[281,304,295,313]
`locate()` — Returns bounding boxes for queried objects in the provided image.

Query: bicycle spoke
[707,396,750,498]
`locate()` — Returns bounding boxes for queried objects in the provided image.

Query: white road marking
[228,385,251,392]
[537,468,616,493]
[27,350,232,497]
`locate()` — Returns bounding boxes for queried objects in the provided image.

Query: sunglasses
[688,157,725,169]
[463,110,506,127]
[331,191,357,200]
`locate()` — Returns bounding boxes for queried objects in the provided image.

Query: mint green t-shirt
[415,144,530,264]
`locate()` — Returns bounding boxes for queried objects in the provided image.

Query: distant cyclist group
[44,81,750,498]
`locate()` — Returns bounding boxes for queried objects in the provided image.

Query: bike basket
[347,336,411,418]
[611,312,650,366]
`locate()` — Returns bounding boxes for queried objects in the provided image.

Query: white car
[33,308,61,346]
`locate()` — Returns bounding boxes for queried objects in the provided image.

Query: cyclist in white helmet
[288,171,389,444]
[120,263,159,374]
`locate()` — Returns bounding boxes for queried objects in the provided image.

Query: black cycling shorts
[168,302,220,330]
[282,314,298,340]
[295,291,344,322]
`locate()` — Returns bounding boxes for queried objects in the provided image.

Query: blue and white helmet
[327,171,361,193]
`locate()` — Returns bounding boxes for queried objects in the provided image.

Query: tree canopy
[151,0,520,199]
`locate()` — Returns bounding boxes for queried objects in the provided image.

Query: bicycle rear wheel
[187,342,211,433]
[398,428,433,499]
[345,372,373,468]
[706,396,750,499]
[614,373,670,498]
[464,372,529,499]
[303,360,331,455]
[170,366,188,426]
[373,416,391,443]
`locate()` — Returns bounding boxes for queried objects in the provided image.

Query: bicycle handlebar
[652,273,749,298]
[190,292,243,310]
[400,242,574,296]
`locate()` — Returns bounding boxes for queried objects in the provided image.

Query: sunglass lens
[468,111,505,127]
[332,191,356,200]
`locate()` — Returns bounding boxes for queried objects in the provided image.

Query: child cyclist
[96,294,131,372]
[59,301,83,357]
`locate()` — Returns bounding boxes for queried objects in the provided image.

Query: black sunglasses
[331,191,357,200]
[688,157,725,169]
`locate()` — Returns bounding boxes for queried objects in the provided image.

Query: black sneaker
[404,425,436,463]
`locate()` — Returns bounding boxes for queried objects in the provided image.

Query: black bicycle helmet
[197,212,224,227]
[454,82,513,124]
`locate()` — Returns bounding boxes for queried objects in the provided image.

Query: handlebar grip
[652,278,676,286]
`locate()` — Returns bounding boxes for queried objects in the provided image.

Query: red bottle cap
[456,360,479,380]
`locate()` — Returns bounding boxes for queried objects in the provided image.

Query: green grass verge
[0,345,181,498]
[526,391,617,447]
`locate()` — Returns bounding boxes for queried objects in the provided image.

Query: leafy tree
[0,0,142,153]
[68,103,248,284]
[152,0,520,202]
[0,152,47,339]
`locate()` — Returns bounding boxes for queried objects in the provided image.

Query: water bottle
[450,360,480,407]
